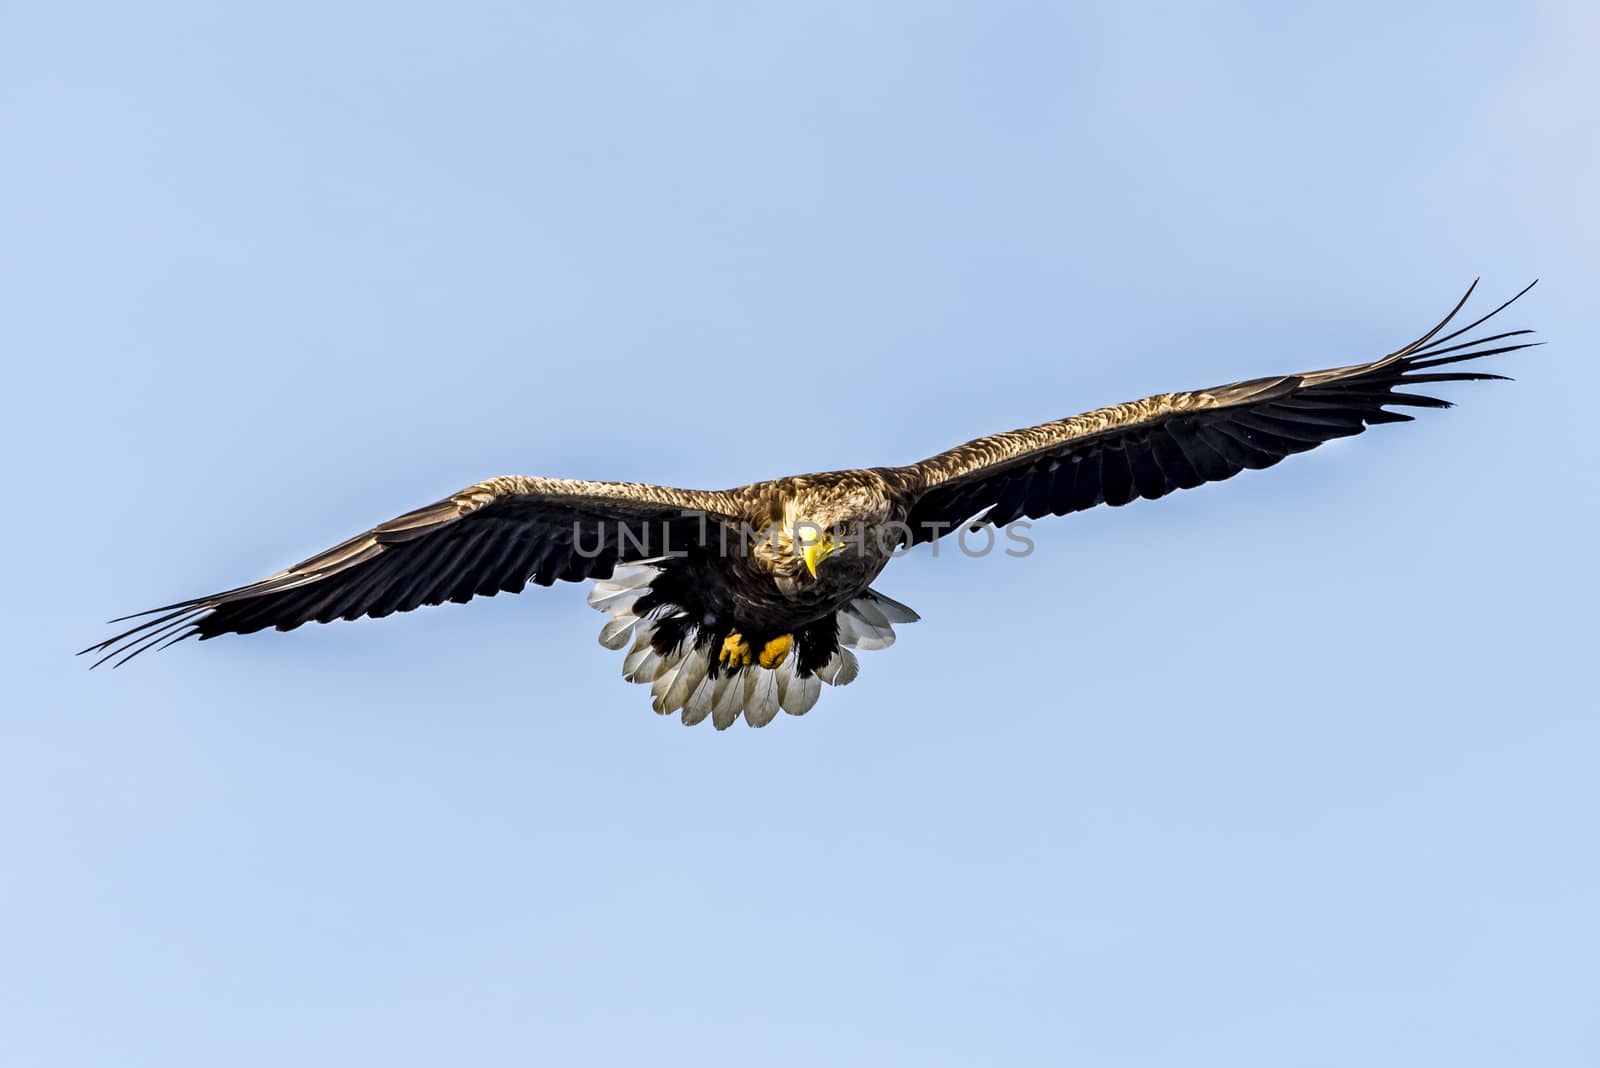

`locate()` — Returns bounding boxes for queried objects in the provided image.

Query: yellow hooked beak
[800,529,838,579]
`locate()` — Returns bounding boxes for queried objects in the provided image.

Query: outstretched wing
[83,476,746,667]
[895,281,1537,544]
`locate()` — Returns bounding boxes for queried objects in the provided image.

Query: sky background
[3,2,1597,1064]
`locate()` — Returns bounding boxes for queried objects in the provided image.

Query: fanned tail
[589,570,917,729]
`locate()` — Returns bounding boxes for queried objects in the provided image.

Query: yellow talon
[758,634,794,669]
[720,632,755,668]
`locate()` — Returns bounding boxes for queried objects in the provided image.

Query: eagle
[85,282,1537,728]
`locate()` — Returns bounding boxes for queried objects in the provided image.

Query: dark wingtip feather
[1389,278,1480,358]
[81,604,211,668]
[1290,280,1538,431]
[1409,279,1539,357]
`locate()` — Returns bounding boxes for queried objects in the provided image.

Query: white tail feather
[837,609,895,651]
[744,670,781,727]
[860,590,920,624]
[712,673,744,729]
[681,672,718,726]
[622,630,659,680]
[780,667,822,716]
[848,598,894,630]
[598,615,635,649]
[588,587,645,618]
[649,642,689,697]
[817,647,859,686]
[664,645,709,712]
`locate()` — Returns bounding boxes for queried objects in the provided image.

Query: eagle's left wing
[893,281,1537,544]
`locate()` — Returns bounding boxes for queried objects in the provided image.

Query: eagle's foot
[757,634,793,669]
[719,632,755,669]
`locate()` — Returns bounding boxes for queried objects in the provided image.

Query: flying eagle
[86,282,1537,727]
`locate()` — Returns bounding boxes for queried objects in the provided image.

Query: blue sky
[3,2,1596,1064]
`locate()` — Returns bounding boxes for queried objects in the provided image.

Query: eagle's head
[774,474,900,585]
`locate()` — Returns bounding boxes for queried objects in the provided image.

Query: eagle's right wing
[83,476,747,667]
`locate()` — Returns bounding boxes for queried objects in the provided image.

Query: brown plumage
[85,281,1538,727]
